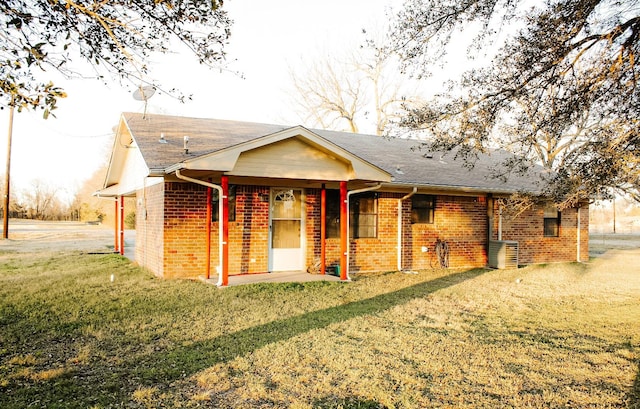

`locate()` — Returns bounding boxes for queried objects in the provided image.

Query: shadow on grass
[1,268,486,407]
[131,268,486,388]
[631,361,640,409]
[313,395,389,409]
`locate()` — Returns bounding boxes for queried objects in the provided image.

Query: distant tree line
[1,165,135,227]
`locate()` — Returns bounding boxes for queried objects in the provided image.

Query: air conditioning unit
[488,240,519,269]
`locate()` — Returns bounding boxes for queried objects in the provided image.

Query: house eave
[382,182,542,197]
[151,167,170,177]
[92,184,137,198]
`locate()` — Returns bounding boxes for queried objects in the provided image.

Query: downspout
[142,177,147,269]
[320,185,326,275]
[206,186,212,279]
[114,198,119,253]
[120,196,125,256]
[175,169,225,287]
[397,187,417,271]
[498,202,503,241]
[221,176,229,286]
[340,182,348,281]
[346,183,383,281]
[577,206,581,262]
[486,194,494,266]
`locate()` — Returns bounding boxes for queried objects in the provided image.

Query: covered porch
[169,126,393,286]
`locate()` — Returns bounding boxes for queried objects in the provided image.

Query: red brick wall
[320,192,400,274]
[226,186,270,274]
[305,189,322,269]
[406,195,488,270]
[160,183,272,278]
[342,192,400,273]
[142,182,588,279]
[579,205,590,261]
[321,193,488,274]
[135,182,164,277]
[495,203,589,264]
[163,182,209,279]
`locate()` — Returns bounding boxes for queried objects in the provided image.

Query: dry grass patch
[0,249,638,408]
[177,252,640,408]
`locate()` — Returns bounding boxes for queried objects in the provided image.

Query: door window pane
[272,189,301,219]
[272,220,301,248]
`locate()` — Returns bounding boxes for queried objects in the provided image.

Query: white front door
[269,188,304,271]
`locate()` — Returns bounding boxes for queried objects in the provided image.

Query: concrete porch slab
[202,270,345,287]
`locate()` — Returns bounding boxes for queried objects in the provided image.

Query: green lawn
[0,249,639,408]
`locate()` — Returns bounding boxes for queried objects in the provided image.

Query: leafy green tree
[389,0,639,207]
[0,0,231,115]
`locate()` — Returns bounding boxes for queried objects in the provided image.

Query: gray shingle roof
[123,112,544,194]
[123,112,288,171]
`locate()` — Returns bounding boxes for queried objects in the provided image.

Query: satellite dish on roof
[132,85,156,118]
[133,85,156,101]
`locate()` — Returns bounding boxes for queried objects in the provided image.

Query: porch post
[221,176,229,286]
[486,194,493,265]
[119,196,125,256]
[340,181,347,280]
[114,198,119,253]
[320,185,326,275]
[206,186,212,280]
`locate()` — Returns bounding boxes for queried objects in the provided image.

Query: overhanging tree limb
[390,0,640,206]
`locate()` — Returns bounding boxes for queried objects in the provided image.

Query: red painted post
[119,196,125,256]
[114,198,119,253]
[320,185,326,275]
[221,176,229,286]
[340,181,347,280]
[206,187,212,280]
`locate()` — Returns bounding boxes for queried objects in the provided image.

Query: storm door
[269,188,304,271]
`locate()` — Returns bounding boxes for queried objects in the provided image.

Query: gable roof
[110,112,544,195]
[171,125,392,182]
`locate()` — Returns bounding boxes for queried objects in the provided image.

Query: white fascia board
[103,115,129,188]
[385,182,542,196]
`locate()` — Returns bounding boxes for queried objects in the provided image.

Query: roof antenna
[132,85,156,119]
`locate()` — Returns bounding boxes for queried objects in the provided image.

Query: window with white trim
[543,204,560,237]
[350,192,378,238]
[211,185,236,222]
[411,194,435,224]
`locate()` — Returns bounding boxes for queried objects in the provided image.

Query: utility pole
[3,95,14,239]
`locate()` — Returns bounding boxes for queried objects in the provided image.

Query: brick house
[97,112,589,285]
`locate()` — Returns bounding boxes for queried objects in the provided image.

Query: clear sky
[0,0,396,201]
